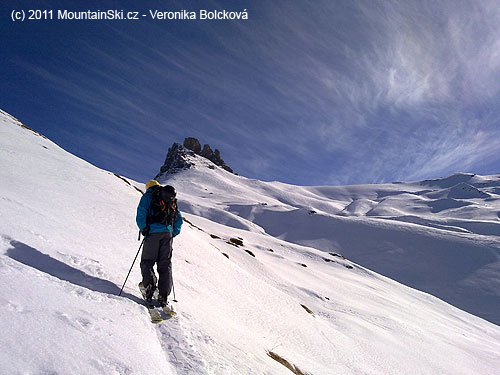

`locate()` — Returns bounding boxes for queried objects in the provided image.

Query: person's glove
[141,227,150,237]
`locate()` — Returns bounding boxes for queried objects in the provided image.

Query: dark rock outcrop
[198,143,233,173]
[200,144,213,159]
[184,137,233,173]
[183,137,202,154]
[156,137,233,178]
[155,142,194,178]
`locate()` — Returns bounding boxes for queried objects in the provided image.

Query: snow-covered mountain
[158,141,500,327]
[1,109,499,375]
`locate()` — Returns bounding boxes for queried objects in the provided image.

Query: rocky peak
[155,142,193,178]
[182,137,233,174]
[183,137,202,154]
[155,137,233,178]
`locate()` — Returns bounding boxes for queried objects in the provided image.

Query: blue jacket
[136,187,183,236]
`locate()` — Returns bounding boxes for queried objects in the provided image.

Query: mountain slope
[157,147,500,325]
[1,109,499,374]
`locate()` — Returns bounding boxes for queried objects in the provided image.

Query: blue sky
[2,0,500,186]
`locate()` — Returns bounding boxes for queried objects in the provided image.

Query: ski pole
[172,278,177,302]
[119,238,144,297]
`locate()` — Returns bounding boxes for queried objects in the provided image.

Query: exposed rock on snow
[156,142,195,178]
[183,137,202,154]
[156,138,233,179]
[183,137,233,173]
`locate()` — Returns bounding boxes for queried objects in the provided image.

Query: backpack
[146,185,178,227]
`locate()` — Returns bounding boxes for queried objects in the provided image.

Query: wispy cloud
[240,0,500,184]
[10,0,500,185]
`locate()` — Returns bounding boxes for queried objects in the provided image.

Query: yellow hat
[145,180,160,190]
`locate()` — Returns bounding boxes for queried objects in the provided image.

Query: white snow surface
[0,109,499,375]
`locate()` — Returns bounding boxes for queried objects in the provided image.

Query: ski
[149,303,177,322]
[147,305,163,323]
[139,283,163,323]
[146,306,163,323]
[162,307,177,318]
[157,299,178,319]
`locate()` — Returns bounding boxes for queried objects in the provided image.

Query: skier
[136,179,183,313]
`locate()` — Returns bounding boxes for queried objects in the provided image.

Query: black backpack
[147,185,178,226]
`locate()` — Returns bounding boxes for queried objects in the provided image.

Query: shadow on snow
[6,240,143,305]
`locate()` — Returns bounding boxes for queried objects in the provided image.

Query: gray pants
[140,232,173,299]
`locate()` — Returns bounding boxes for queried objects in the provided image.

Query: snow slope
[1,109,499,374]
[162,152,500,326]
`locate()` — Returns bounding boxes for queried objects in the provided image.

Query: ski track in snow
[155,315,209,375]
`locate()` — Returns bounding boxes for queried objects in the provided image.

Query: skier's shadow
[6,240,143,305]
